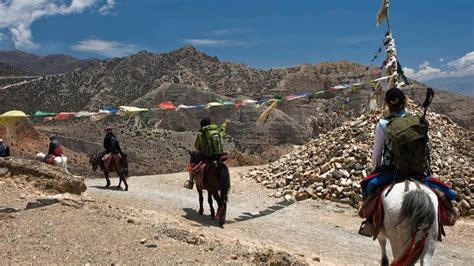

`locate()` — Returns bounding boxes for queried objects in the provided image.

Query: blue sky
[0,0,473,81]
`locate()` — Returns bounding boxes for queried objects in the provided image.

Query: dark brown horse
[189,151,230,227]
[90,152,128,191]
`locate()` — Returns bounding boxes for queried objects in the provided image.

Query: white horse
[378,181,438,266]
[36,152,69,173]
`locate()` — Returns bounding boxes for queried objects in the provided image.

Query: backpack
[203,125,224,156]
[385,113,429,173]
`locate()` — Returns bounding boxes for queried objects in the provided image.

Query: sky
[0,0,473,81]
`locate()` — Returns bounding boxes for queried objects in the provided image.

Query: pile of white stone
[245,106,473,216]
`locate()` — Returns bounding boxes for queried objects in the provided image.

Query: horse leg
[122,173,128,191]
[211,190,221,223]
[198,188,204,215]
[420,224,438,266]
[117,173,122,190]
[378,233,389,266]
[104,171,111,187]
[208,191,215,219]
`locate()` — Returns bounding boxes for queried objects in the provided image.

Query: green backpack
[203,125,224,156]
[385,114,429,173]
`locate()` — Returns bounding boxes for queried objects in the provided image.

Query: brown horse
[90,152,128,191]
[189,151,230,227]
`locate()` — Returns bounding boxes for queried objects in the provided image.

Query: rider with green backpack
[184,117,229,189]
[359,87,457,237]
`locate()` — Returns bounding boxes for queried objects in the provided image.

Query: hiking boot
[358,220,375,237]
[183,180,194,189]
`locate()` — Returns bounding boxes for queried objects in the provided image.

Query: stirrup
[358,221,375,237]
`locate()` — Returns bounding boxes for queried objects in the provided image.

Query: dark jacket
[0,144,10,157]
[47,139,62,156]
[104,132,122,154]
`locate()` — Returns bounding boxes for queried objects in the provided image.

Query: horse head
[36,152,45,161]
[89,153,98,172]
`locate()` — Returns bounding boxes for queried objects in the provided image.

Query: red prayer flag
[234,100,243,109]
[158,101,176,110]
[53,112,76,120]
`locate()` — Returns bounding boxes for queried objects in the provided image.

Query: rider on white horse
[44,135,63,163]
[36,136,68,173]
[358,88,457,265]
[359,88,456,237]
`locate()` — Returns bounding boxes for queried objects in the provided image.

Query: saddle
[188,155,227,189]
[46,155,56,165]
[360,179,455,241]
[189,161,207,189]
[102,153,121,170]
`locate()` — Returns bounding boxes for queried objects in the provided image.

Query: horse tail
[218,164,230,202]
[397,189,436,233]
[393,189,436,266]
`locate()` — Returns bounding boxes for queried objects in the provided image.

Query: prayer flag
[376,0,389,26]
[256,100,279,125]
[158,101,177,110]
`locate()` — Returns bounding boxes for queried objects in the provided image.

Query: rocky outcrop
[0,62,28,76]
[0,157,87,195]
[244,104,474,216]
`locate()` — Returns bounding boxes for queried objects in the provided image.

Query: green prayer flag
[34,111,56,117]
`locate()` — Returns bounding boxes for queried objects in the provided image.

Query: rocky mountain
[0,46,377,112]
[0,62,38,89]
[0,62,28,76]
[0,50,97,76]
[426,76,474,97]
[0,46,472,175]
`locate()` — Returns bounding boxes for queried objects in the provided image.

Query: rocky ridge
[0,50,97,75]
[245,103,474,216]
[0,46,472,176]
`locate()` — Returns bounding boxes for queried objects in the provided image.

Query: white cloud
[439,58,444,63]
[98,0,116,15]
[210,29,235,35]
[403,63,447,81]
[210,28,247,35]
[447,51,474,70]
[183,38,244,47]
[71,38,138,57]
[403,51,474,81]
[0,0,117,50]
[0,32,6,41]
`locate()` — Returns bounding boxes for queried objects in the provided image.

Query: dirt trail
[85,167,474,265]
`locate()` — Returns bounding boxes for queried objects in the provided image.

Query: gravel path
[85,167,474,265]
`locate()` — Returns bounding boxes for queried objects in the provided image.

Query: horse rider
[0,138,10,157]
[45,135,63,163]
[358,88,456,236]
[358,88,412,236]
[184,117,229,189]
[101,126,128,174]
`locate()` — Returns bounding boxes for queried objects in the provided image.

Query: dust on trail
[85,167,474,265]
